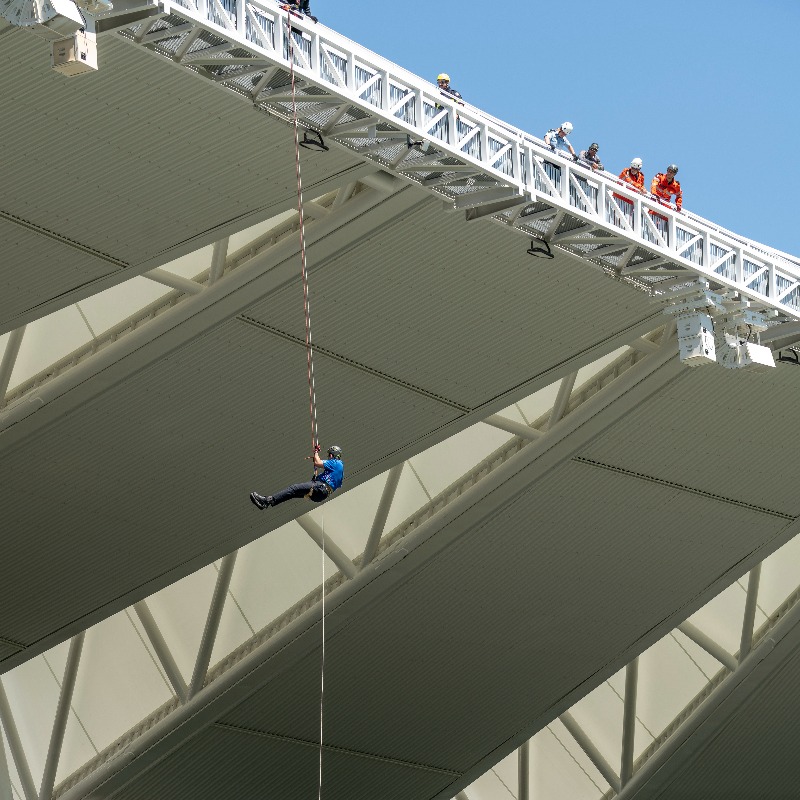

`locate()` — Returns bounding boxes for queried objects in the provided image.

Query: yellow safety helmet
[437,73,450,82]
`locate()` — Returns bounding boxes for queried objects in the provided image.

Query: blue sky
[319,0,800,256]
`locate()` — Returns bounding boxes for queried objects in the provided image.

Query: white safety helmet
[631,157,643,169]
[560,121,573,134]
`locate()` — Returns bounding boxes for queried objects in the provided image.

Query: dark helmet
[667,164,679,174]
[588,142,599,151]
[327,445,343,459]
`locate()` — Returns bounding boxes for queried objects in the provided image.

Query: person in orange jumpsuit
[651,164,682,211]
[619,158,646,193]
[610,157,645,225]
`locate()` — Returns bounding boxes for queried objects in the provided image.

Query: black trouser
[271,481,329,505]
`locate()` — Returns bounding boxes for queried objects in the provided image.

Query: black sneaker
[250,491,271,509]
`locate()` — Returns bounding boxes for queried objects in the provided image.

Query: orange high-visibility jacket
[619,167,645,192]
[651,173,682,210]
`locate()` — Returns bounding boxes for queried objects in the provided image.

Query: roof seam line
[572,457,795,519]
[212,722,461,775]
[237,315,471,411]
[0,208,130,268]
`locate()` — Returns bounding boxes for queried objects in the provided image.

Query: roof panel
[578,364,800,517]
[115,725,456,800]
[243,198,659,409]
[0,319,459,650]
[0,217,119,322]
[217,460,786,773]
[0,30,363,329]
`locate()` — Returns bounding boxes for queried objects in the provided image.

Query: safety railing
[149,0,800,317]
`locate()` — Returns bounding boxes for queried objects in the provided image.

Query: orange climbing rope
[286,12,326,800]
[287,10,320,459]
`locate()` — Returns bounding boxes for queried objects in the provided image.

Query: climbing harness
[286,13,326,799]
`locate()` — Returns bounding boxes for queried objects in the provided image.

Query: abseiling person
[250,445,344,508]
[651,164,683,211]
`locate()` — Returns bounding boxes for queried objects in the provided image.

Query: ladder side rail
[154,0,800,316]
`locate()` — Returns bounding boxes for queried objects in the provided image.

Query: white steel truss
[2,326,799,800]
[0,326,675,800]
[0,177,391,412]
[86,0,800,322]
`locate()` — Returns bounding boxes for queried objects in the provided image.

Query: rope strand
[287,10,319,455]
[318,506,326,800]
[287,13,325,800]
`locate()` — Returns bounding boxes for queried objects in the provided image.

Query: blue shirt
[545,129,572,154]
[315,458,344,491]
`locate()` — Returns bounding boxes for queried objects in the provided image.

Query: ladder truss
[90,0,800,322]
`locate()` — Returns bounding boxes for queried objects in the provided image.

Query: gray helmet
[327,445,343,459]
[667,164,679,174]
[588,142,599,151]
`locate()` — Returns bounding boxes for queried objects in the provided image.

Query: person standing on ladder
[250,445,343,508]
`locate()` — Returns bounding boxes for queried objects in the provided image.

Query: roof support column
[40,632,85,800]
[0,722,12,800]
[484,416,543,441]
[547,371,577,428]
[143,269,204,295]
[207,237,230,287]
[620,657,639,786]
[0,680,36,800]
[560,712,620,794]
[678,621,737,672]
[296,517,357,579]
[739,564,762,663]
[189,552,238,699]
[0,326,26,406]
[134,602,188,702]
[517,739,530,800]
[361,464,404,567]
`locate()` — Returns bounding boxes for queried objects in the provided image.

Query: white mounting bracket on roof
[1,0,83,38]
[656,281,776,371]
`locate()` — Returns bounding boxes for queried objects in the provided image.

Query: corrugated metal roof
[117,725,456,800]
[243,197,658,409]
[0,30,362,328]
[578,363,800,517]
[60,396,797,800]
[629,621,800,800]
[0,184,659,670]
[0,318,459,648]
[217,460,787,776]
[0,216,118,322]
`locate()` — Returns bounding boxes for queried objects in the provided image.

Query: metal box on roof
[51,30,97,75]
